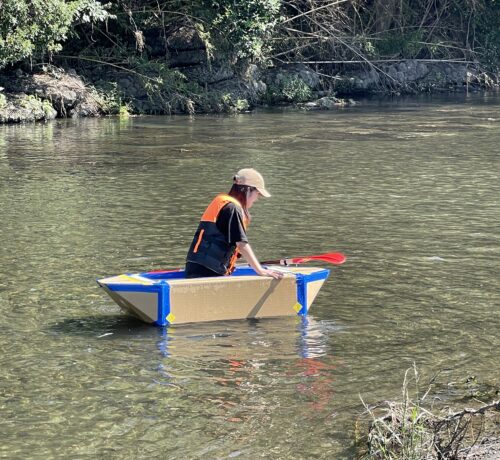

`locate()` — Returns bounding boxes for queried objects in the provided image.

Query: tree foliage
[2,0,499,78]
[0,0,111,69]
[77,0,281,62]
[195,0,281,60]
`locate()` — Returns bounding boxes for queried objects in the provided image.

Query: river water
[1,94,499,458]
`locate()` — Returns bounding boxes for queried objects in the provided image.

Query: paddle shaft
[149,252,346,274]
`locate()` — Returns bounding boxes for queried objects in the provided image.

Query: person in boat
[185,168,284,279]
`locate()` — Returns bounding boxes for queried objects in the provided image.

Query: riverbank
[358,398,499,459]
[1,58,498,124]
[2,1,500,124]
[356,366,499,460]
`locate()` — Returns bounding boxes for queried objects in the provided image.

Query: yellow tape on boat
[293,302,302,313]
[117,275,151,285]
[166,313,176,324]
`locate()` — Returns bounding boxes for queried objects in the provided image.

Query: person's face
[246,188,261,208]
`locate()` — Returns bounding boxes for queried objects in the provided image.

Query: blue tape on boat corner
[295,269,330,316]
[296,274,307,316]
[305,269,330,283]
[103,283,157,293]
[156,282,171,327]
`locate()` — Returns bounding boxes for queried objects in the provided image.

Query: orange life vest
[186,194,248,275]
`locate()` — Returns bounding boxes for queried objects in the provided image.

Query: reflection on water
[1,93,499,458]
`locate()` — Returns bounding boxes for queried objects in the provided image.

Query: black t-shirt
[216,203,248,245]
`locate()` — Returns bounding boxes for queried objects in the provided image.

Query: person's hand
[257,268,284,279]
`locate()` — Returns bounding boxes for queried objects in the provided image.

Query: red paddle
[261,252,346,266]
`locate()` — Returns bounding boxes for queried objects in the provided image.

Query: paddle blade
[291,252,346,265]
[262,252,347,266]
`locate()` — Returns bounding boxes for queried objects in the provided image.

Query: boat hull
[97,266,329,326]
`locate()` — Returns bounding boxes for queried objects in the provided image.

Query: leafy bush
[265,76,312,103]
[281,76,312,102]
[94,82,123,115]
[0,0,111,69]
[220,93,249,112]
[196,0,281,61]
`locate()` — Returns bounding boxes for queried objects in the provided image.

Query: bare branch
[279,0,350,26]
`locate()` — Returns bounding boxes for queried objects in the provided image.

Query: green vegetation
[360,366,435,459]
[281,76,312,102]
[1,0,500,115]
[197,0,281,61]
[118,104,130,119]
[219,94,249,112]
[41,99,55,118]
[265,76,312,104]
[19,94,54,116]
[0,0,111,68]
[2,1,500,72]
[94,82,122,115]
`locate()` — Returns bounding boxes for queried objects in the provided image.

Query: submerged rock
[300,96,356,110]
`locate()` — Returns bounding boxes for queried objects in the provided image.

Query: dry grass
[357,365,499,460]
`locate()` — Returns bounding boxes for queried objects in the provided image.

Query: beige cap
[234,168,271,197]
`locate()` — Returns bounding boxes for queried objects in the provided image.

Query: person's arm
[237,242,283,279]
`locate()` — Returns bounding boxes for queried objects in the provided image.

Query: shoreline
[1,61,498,124]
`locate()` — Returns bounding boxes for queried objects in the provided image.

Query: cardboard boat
[97,265,330,326]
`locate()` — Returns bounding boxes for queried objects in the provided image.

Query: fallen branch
[442,400,500,422]
[280,58,474,64]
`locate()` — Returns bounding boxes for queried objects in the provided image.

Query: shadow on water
[47,314,152,338]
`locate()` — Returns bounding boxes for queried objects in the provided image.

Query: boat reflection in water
[154,316,333,360]
[154,316,342,416]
